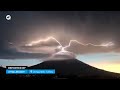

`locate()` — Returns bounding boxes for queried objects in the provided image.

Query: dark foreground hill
[1,59,120,80]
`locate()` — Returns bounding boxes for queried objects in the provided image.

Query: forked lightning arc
[25,36,114,52]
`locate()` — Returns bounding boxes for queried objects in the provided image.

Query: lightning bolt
[25,36,62,47]
[25,36,114,52]
[63,40,114,50]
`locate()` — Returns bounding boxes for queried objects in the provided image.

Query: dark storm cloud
[0,47,51,59]
[0,11,120,58]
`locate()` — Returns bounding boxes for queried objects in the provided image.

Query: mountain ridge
[27,59,120,79]
[1,59,120,80]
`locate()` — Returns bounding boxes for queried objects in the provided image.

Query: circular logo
[6,15,11,20]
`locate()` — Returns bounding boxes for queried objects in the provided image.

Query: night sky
[0,11,120,73]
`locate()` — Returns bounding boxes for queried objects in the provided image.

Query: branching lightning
[63,40,114,50]
[25,36,114,52]
[25,36,62,47]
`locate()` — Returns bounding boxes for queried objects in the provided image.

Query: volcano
[27,59,120,79]
[1,59,120,80]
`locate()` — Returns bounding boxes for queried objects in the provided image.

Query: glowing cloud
[63,40,114,50]
[25,36,114,54]
[25,36,62,47]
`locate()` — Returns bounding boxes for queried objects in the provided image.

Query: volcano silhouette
[1,59,120,80]
[27,59,120,79]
